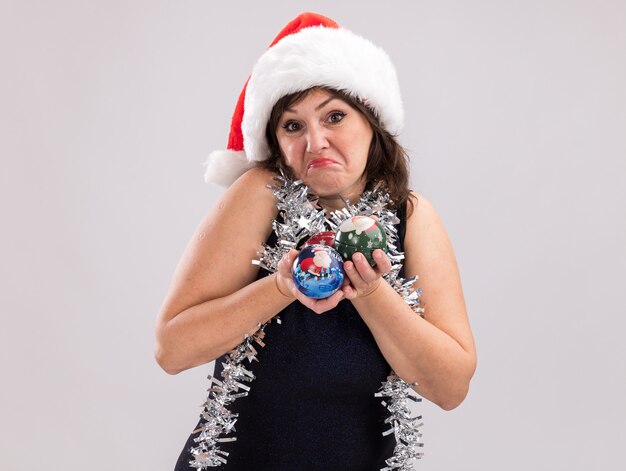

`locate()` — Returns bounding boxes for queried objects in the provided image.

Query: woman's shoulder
[406,191,437,221]
[219,167,278,211]
[182,168,279,293]
[404,191,451,254]
[403,190,461,289]
[229,166,278,194]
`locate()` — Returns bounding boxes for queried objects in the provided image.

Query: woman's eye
[282,121,302,133]
[328,111,346,124]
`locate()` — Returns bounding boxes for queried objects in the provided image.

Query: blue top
[175,205,406,471]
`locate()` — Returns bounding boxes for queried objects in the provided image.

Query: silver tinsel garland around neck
[189,174,425,469]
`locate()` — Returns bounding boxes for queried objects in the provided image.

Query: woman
[155,12,476,470]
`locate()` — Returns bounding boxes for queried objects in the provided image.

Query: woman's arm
[346,193,476,410]
[154,168,298,375]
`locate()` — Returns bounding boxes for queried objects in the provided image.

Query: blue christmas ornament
[291,244,345,299]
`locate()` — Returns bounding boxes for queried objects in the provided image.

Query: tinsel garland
[190,174,425,469]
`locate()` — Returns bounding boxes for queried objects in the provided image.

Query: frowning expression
[275,88,373,201]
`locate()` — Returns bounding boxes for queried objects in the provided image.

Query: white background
[1,1,625,469]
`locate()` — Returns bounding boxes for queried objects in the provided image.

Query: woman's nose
[306,125,329,154]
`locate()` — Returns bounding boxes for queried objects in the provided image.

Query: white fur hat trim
[242,26,403,164]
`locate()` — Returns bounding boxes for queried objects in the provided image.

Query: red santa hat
[204,12,404,187]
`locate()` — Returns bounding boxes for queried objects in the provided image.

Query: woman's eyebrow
[314,96,337,111]
[284,97,338,113]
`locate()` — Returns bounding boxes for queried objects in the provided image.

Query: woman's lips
[307,158,338,170]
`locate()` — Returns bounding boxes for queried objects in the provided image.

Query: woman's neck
[317,192,362,212]
[311,178,367,212]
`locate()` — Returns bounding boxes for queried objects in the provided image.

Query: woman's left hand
[342,249,392,300]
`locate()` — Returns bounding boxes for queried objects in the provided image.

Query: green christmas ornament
[334,215,387,266]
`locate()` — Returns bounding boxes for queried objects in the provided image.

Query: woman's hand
[276,248,346,314]
[342,249,392,300]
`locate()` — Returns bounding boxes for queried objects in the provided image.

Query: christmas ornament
[291,244,344,299]
[335,215,387,266]
[191,173,425,469]
[304,231,336,247]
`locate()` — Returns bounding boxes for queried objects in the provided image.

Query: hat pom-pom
[203,150,252,187]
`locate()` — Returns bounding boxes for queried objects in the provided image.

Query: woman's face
[275,88,373,201]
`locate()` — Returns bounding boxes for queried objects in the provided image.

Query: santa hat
[204,12,403,187]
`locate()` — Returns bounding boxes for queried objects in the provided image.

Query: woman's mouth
[307,158,338,170]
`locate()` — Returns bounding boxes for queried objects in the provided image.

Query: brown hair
[258,87,413,215]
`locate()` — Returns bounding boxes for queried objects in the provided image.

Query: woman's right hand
[276,248,345,314]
